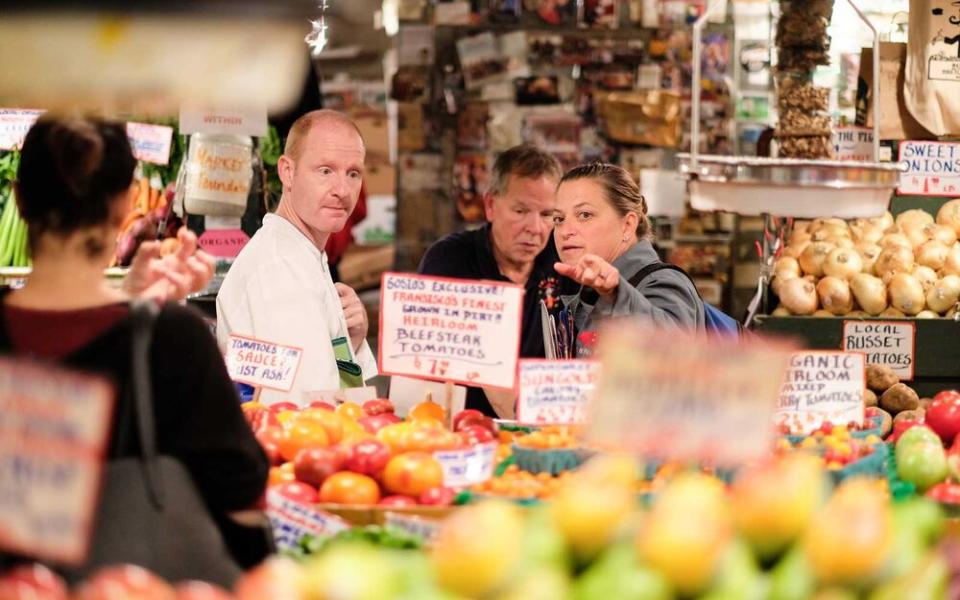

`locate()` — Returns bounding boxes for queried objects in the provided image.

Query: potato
[872,408,893,437]
[920,398,934,411]
[880,383,921,415]
[866,364,899,393]
[864,389,878,408]
[893,408,925,425]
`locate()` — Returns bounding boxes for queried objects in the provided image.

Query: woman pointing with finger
[553,163,705,350]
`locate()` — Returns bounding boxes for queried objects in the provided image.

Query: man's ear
[278,154,295,190]
[483,192,496,222]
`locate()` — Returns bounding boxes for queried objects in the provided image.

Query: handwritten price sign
[226,335,304,393]
[775,352,866,435]
[0,359,114,565]
[378,273,523,390]
[842,320,915,381]
[898,140,960,196]
[126,122,174,165]
[266,490,349,552]
[433,442,497,487]
[516,360,600,425]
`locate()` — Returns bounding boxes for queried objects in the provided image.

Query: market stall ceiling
[0,2,334,115]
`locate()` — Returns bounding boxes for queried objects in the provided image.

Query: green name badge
[332,336,364,389]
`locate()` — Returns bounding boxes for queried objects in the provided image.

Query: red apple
[74,565,176,600]
[419,486,456,506]
[457,424,495,446]
[926,395,960,445]
[308,401,336,411]
[272,481,319,504]
[358,413,402,434]
[363,399,395,416]
[345,439,392,476]
[378,495,418,508]
[267,401,299,414]
[0,564,68,600]
[453,409,486,431]
[293,446,346,487]
[174,581,235,600]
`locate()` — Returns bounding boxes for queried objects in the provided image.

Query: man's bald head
[283,109,365,163]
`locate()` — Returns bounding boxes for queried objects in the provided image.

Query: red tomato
[383,452,445,497]
[457,424,496,446]
[926,396,960,445]
[363,399,395,416]
[378,495,419,508]
[318,472,381,505]
[0,564,68,600]
[293,446,346,487]
[308,401,336,411]
[934,390,960,404]
[358,413,402,434]
[278,421,330,461]
[267,401,299,414]
[418,486,456,506]
[345,439,392,476]
[272,481,319,504]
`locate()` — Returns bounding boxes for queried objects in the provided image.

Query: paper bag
[856,43,932,140]
[905,0,960,136]
[597,90,682,148]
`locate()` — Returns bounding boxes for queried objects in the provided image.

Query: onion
[826,236,856,249]
[798,242,836,278]
[913,265,939,292]
[925,223,958,247]
[793,221,812,234]
[879,233,913,251]
[780,278,818,315]
[774,257,801,279]
[813,309,834,317]
[942,244,960,276]
[771,306,791,317]
[904,225,931,250]
[880,307,906,318]
[888,273,926,315]
[926,275,960,314]
[789,230,812,247]
[916,310,940,319]
[856,243,883,273]
[874,246,915,281]
[850,224,883,245]
[896,209,935,230]
[917,240,950,270]
[847,310,869,318]
[816,277,854,315]
[822,247,863,280]
[870,212,895,231]
[937,199,960,235]
[850,273,888,315]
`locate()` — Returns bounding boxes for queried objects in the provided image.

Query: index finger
[176,227,199,259]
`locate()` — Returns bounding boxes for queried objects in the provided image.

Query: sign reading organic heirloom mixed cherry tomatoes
[226,334,304,393]
[842,320,915,381]
[433,442,497,487]
[588,323,794,466]
[0,358,114,565]
[775,351,866,435]
[379,273,524,390]
[516,360,601,425]
[265,490,349,552]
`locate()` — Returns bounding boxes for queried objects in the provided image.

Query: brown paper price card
[587,323,794,466]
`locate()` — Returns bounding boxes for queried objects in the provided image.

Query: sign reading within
[226,335,304,393]
[198,228,250,259]
[0,108,43,150]
[775,352,866,435]
[266,490,349,551]
[126,122,174,165]
[0,359,114,565]
[898,140,960,196]
[516,360,601,425]
[378,273,523,390]
[178,105,268,137]
[833,127,874,162]
[433,442,497,488]
[842,320,916,381]
[587,323,794,466]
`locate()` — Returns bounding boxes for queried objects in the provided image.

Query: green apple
[897,441,949,492]
[896,427,942,460]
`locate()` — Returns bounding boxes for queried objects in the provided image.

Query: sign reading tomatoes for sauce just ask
[842,320,915,381]
[516,360,601,425]
[588,323,794,466]
[378,273,524,390]
[226,335,304,393]
[776,352,866,435]
[898,140,960,196]
[0,358,114,565]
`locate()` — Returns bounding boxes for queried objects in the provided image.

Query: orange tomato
[318,472,381,505]
[297,408,345,444]
[406,427,458,452]
[268,462,296,486]
[279,421,330,461]
[410,400,447,423]
[377,422,415,453]
[410,417,447,430]
[383,452,445,497]
[335,402,366,421]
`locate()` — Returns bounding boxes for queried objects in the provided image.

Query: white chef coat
[216,213,378,405]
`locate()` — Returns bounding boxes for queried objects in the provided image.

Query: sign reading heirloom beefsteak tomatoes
[588,323,794,466]
[378,273,523,390]
[0,359,114,565]
[842,320,915,381]
[775,352,866,435]
[898,140,960,196]
[226,335,304,393]
[516,360,601,425]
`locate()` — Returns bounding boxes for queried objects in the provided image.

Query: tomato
[934,390,960,404]
[255,426,286,465]
[268,462,296,486]
[378,495,418,508]
[308,401,336,411]
[457,425,496,446]
[410,400,447,422]
[296,409,345,444]
[273,481,319,504]
[267,401,299,414]
[377,422,415,453]
[345,439,392,476]
[407,427,459,452]
[358,413,402,434]
[0,564,68,600]
[174,581,234,600]
[319,472,381,505]
[74,566,175,600]
[383,452,445,497]
[452,409,485,431]
[294,446,346,487]
[278,421,330,461]
[926,396,960,445]
[363,399,395,416]
[335,402,366,421]
[419,486,456,506]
